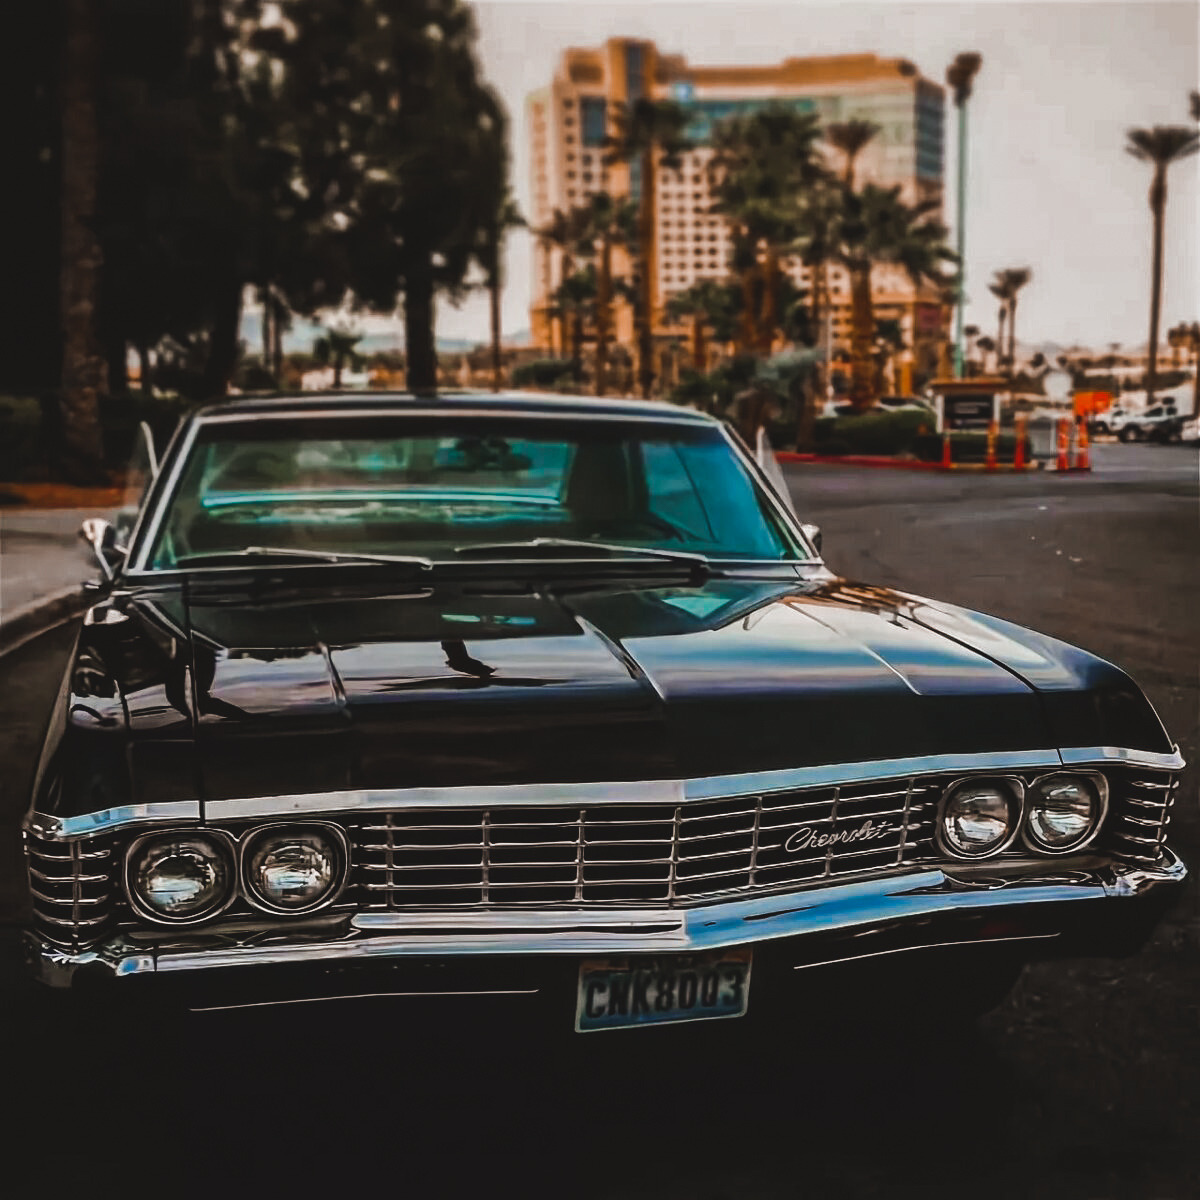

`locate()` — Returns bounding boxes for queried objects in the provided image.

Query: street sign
[942,391,997,431]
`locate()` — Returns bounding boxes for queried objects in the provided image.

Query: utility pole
[946,52,982,380]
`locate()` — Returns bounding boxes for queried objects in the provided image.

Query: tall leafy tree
[535,206,591,358]
[577,191,638,396]
[832,185,957,408]
[994,267,1032,368]
[606,98,692,396]
[665,279,741,373]
[1125,125,1199,402]
[59,0,107,481]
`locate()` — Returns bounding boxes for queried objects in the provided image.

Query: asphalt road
[1,443,1196,1197]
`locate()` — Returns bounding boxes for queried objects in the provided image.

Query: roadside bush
[511,358,577,389]
[813,409,929,456]
[0,396,42,481]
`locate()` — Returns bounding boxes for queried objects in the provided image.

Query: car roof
[194,390,717,426]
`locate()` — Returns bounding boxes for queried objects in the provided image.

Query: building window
[581,96,607,148]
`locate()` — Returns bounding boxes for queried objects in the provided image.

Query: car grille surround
[354,778,936,910]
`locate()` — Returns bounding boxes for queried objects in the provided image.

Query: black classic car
[23,392,1185,1030]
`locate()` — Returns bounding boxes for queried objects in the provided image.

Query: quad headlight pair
[937,773,1107,860]
[125,824,347,923]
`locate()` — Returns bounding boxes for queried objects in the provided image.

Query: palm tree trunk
[489,271,502,393]
[271,299,284,383]
[996,307,1007,373]
[404,251,438,395]
[1146,165,1166,404]
[740,261,757,353]
[692,313,705,372]
[59,0,107,483]
[1008,298,1019,370]
[637,145,656,397]
[759,248,779,356]
[594,239,611,396]
[556,252,574,360]
[848,262,875,409]
[201,271,243,398]
[261,289,272,369]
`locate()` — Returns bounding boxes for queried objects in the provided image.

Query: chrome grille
[354,778,934,909]
[1105,769,1177,864]
[24,830,119,947]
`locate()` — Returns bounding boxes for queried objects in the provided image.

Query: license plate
[575,949,752,1033]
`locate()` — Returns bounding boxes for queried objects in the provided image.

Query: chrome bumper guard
[29,851,1187,989]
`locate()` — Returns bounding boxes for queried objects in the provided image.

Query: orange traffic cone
[1013,414,1027,469]
[1075,419,1090,470]
[941,433,952,469]
[986,421,998,471]
[1056,419,1070,472]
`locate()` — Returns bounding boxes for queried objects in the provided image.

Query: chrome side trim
[1060,745,1185,771]
[24,746,1181,840]
[189,988,542,1013]
[791,931,1060,971]
[33,851,1185,984]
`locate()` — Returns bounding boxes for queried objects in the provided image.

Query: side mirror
[79,518,123,582]
[801,523,823,556]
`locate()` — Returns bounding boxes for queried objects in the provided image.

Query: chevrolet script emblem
[784,819,895,854]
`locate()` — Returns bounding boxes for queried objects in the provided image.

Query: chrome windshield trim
[1059,745,1185,771]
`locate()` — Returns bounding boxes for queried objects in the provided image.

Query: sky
[422,0,1199,353]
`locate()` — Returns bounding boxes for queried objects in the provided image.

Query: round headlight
[128,832,234,922]
[243,825,344,913]
[938,779,1021,858]
[1025,774,1105,852]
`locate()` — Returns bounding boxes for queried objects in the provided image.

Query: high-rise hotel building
[528,40,950,383]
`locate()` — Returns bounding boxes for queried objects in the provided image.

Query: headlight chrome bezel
[124,829,238,925]
[1022,771,1108,855]
[240,822,349,915]
[935,776,1026,860]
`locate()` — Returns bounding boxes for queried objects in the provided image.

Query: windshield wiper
[453,537,714,571]
[173,546,433,569]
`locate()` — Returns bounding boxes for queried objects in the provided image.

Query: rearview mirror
[801,523,823,555]
[79,518,123,582]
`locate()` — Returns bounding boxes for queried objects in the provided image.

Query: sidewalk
[0,507,113,653]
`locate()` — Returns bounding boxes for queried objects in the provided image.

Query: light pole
[946,52,982,379]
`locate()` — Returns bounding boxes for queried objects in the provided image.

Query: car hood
[49,574,1174,817]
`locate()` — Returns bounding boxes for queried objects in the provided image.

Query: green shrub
[812,409,930,456]
[511,358,578,388]
[0,396,42,481]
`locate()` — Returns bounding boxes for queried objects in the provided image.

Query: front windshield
[143,414,805,569]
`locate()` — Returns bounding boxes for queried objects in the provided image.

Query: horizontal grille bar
[354,780,935,910]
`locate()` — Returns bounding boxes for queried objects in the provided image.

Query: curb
[0,585,89,660]
[775,452,1046,472]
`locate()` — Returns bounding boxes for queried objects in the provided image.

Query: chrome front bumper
[28,851,1187,992]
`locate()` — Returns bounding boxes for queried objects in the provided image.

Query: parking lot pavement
[1,440,1197,1197]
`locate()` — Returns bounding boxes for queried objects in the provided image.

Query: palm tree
[482,193,525,392]
[578,191,638,396]
[552,265,598,382]
[606,99,692,396]
[314,325,362,389]
[665,279,741,376]
[988,274,1012,369]
[535,206,589,357]
[833,185,957,408]
[1125,125,1199,402]
[999,267,1032,367]
[59,0,107,481]
[825,119,880,189]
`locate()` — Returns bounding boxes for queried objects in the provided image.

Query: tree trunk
[996,307,1007,373]
[692,314,706,373]
[489,270,502,393]
[1008,298,1019,370]
[271,299,284,384]
[594,239,611,397]
[201,273,243,399]
[636,145,656,398]
[572,310,584,382]
[136,341,152,398]
[261,290,273,371]
[556,252,574,361]
[333,352,343,390]
[740,260,758,353]
[758,248,778,357]
[847,262,875,409]
[1146,166,1166,404]
[404,252,438,395]
[58,0,107,483]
